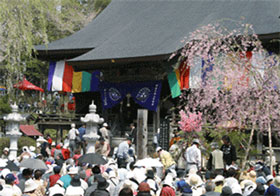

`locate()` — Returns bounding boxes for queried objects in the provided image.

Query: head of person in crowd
[126,137,132,146]
[192,138,200,147]
[222,135,231,145]
[5,173,16,185]
[68,167,78,178]
[254,183,265,195]
[266,175,274,186]
[220,186,232,196]
[119,187,133,196]
[211,142,219,149]
[97,176,109,190]
[205,180,215,192]
[274,176,280,189]
[92,165,101,175]
[156,146,162,155]
[34,169,43,180]
[70,175,81,187]
[22,168,33,180]
[24,179,38,194]
[3,147,9,156]
[146,169,154,180]
[138,182,151,194]
[213,175,224,184]
[226,168,237,178]
[54,166,61,174]
[1,168,11,179]
[79,170,87,181]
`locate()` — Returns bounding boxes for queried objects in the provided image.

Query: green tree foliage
[0,0,110,98]
[0,136,36,156]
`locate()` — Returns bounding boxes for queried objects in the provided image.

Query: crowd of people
[0,125,279,196]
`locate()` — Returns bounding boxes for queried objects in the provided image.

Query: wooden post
[137,109,148,159]
[241,127,255,171]
[268,123,273,174]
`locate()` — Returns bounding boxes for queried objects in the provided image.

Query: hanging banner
[130,81,162,111]
[99,81,162,111]
[99,82,127,109]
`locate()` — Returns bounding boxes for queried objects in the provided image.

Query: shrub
[0,136,36,156]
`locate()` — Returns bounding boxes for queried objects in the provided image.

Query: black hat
[146,170,154,179]
[70,175,81,187]
[97,177,109,189]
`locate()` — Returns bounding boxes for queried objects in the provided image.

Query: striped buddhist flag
[168,70,181,98]
[52,61,65,91]
[189,57,203,88]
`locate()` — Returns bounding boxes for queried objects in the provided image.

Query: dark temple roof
[36,0,280,69]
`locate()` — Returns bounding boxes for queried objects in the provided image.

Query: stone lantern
[81,101,104,153]
[3,103,25,160]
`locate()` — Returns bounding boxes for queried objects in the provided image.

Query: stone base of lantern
[84,135,99,153]
[6,132,22,160]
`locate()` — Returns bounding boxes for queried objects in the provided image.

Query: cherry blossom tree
[173,19,280,171]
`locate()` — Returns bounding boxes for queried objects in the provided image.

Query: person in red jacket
[61,144,71,160]
[49,166,61,187]
[160,176,176,196]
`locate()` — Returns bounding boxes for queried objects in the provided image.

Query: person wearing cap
[213,175,224,193]
[221,135,237,169]
[100,123,110,144]
[264,175,280,195]
[49,166,62,187]
[29,146,36,158]
[143,169,159,195]
[185,139,201,172]
[48,180,65,196]
[176,171,192,196]
[223,168,242,194]
[23,179,39,196]
[65,175,84,196]
[156,147,176,176]
[207,142,224,176]
[95,137,111,157]
[0,173,22,196]
[91,176,110,196]
[117,137,132,168]
[68,123,79,156]
[1,147,9,159]
[60,166,79,189]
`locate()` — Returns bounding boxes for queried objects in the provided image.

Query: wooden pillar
[137,109,148,159]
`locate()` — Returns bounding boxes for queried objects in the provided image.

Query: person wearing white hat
[23,179,39,195]
[1,147,9,159]
[213,175,225,193]
[265,175,280,195]
[156,147,176,177]
[184,138,201,172]
[29,146,36,159]
[68,123,79,156]
[48,180,65,196]
[59,166,78,189]
[189,175,206,196]
[100,122,110,143]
